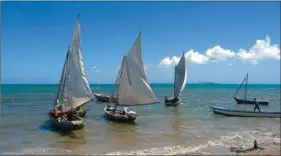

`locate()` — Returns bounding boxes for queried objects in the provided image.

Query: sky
[1,1,280,84]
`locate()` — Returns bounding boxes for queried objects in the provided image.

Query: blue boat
[209,106,280,118]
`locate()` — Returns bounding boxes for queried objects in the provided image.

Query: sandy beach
[243,144,280,156]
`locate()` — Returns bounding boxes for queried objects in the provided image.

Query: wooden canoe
[164,97,181,106]
[209,106,280,118]
[103,107,136,123]
[233,97,269,105]
[94,93,117,103]
[48,113,85,131]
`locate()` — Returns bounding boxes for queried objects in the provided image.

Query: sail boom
[72,98,94,111]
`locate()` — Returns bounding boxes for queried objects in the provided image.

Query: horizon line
[1,83,280,85]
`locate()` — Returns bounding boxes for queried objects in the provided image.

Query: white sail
[117,32,159,106]
[174,53,187,97]
[61,15,93,112]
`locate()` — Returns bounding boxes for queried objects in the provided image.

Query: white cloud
[185,49,209,64]
[158,46,232,67]
[237,35,280,65]
[205,46,235,62]
[158,35,280,67]
[159,56,180,68]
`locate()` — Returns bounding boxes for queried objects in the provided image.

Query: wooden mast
[54,47,69,109]
[113,55,126,113]
[244,73,248,100]
[233,73,248,98]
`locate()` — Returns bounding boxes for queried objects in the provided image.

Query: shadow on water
[39,120,82,138]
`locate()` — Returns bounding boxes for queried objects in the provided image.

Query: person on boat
[56,99,62,110]
[124,107,137,118]
[254,98,260,112]
[106,105,111,111]
[123,107,128,115]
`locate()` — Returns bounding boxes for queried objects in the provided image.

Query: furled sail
[58,15,93,112]
[173,53,187,97]
[117,32,159,106]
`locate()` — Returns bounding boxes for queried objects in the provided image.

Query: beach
[243,145,280,155]
[1,84,280,155]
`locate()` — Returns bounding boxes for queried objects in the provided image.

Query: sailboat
[48,15,94,130]
[164,53,187,106]
[94,93,117,103]
[233,73,269,105]
[104,32,160,123]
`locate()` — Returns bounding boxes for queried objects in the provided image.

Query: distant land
[1,83,280,85]
[197,82,221,84]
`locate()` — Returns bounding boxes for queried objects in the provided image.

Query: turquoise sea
[1,84,280,155]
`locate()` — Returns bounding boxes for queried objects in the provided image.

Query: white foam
[104,130,280,155]
[2,130,279,155]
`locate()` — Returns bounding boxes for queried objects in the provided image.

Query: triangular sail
[117,32,159,106]
[173,53,187,97]
[57,15,93,112]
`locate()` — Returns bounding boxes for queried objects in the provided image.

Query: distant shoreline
[1,83,280,85]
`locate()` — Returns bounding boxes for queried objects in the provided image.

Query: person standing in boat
[123,107,128,115]
[254,98,260,112]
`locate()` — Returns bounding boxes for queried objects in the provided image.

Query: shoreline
[243,144,280,155]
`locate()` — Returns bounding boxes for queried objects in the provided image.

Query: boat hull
[94,93,117,103]
[209,106,280,118]
[164,97,181,106]
[48,114,85,131]
[49,108,88,118]
[233,97,269,105]
[104,107,136,123]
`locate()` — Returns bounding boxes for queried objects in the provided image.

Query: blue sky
[1,2,280,84]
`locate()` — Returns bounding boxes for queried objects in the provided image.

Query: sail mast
[245,73,248,100]
[114,55,126,112]
[54,47,69,108]
[173,65,176,97]
[233,73,247,97]
[109,54,124,105]
[60,15,94,112]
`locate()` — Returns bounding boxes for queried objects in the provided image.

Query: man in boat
[123,107,137,117]
[254,98,260,112]
[106,105,112,111]
[172,96,180,102]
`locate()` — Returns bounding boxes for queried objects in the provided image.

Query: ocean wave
[3,130,279,155]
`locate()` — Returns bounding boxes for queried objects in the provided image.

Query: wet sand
[243,144,280,156]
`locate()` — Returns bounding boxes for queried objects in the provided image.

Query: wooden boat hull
[164,97,181,106]
[209,106,280,118]
[49,108,88,118]
[233,97,269,105]
[103,107,136,123]
[48,114,85,131]
[94,93,117,103]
